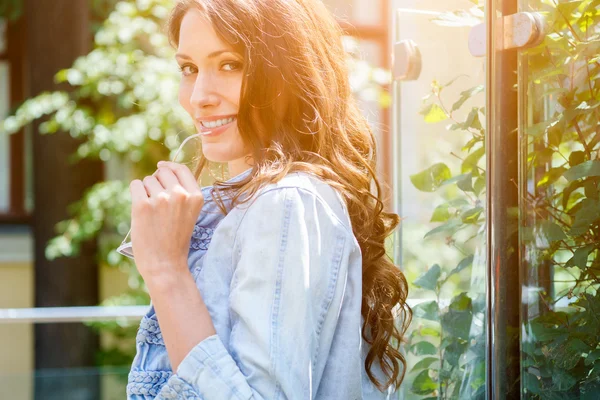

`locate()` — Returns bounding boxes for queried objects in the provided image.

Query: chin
[201,144,242,164]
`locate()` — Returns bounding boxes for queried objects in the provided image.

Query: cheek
[178,83,192,114]
[227,77,242,110]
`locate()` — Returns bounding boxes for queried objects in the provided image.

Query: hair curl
[167,0,412,391]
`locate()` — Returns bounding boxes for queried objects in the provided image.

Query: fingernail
[157,161,165,166]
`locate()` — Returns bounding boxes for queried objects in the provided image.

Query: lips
[195,115,237,137]
[200,116,237,129]
[195,114,237,125]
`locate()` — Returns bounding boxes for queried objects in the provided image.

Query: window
[324,0,392,196]
[0,17,31,224]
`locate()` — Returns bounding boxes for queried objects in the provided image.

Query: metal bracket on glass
[392,39,422,81]
[469,12,545,57]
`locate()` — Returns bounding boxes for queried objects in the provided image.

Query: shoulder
[236,171,353,234]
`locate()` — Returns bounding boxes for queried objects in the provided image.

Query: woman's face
[176,9,252,176]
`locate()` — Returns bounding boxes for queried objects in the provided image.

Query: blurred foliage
[406,0,600,398]
[0,0,124,25]
[0,0,392,366]
[0,0,22,21]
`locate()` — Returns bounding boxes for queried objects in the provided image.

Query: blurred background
[1,0,600,399]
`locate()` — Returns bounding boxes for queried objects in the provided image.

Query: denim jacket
[127,169,395,399]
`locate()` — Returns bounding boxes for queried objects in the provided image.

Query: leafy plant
[407,74,487,400]
[405,0,600,398]
[519,0,600,397]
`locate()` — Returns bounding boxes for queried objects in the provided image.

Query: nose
[189,72,220,109]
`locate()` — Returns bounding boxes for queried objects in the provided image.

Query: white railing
[0,299,429,324]
[0,306,148,323]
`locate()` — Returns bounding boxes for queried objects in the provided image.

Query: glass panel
[0,367,130,400]
[0,61,10,213]
[391,2,487,399]
[519,0,600,398]
[0,310,142,399]
[323,0,382,25]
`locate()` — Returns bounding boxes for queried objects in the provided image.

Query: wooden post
[24,1,104,398]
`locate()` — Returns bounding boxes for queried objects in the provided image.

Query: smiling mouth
[200,116,237,129]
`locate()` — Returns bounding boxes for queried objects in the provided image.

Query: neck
[228,155,253,177]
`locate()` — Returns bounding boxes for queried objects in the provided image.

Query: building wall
[0,243,130,399]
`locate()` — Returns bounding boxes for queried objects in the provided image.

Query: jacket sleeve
[156,187,351,400]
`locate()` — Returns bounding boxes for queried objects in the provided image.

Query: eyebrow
[175,50,237,60]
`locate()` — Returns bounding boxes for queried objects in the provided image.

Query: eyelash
[178,61,242,76]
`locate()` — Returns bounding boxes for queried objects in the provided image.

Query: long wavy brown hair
[167,0,412,391]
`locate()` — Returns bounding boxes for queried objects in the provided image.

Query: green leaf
[449,292,472,311]
[424,218,462,238]
[540,221,567,241]
[410,356,439,372]
[430,203,451,222]
[441,308,472,340]
[570,199,600,236]
[447,255,474,278]
[461,206,483,224]
[420,103,448,123]
[410,369,437,395]
[564,100,600,122]
[451,85,484,112]
[444,341,467,367]
[440,293,473,340]
[586,350,600,366]
[410,341,438,356]
[442,172,470,186]
[413,265,442,291]
[552,370,578,391]
[563,160,600,181]
[529,320,569,342]
[462,135,482,152]
[556,0,583,14]
[410,163,452,192]
[420,327,440,337]
[562,180,585,210]
[524,372,542,395]
[569,150,586,167]
[413,300,440,321]
[526,116,563,138]
[537,167,567,187]
[463,107,483,131]
[461,146,485,174]
[456,173,474,192]
[551,337,590,371]
[584,180,599,199]
[565,244,595,269]
[474,175,485,196]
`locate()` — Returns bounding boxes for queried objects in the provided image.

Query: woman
[126,0,411,398]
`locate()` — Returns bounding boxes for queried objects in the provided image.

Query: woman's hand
[129,161,204,284]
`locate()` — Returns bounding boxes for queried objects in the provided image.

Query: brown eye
[221,61,242,72]
[179,64,197,76]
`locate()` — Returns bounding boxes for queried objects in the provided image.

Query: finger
[157,161,201,194]
[130,180,148,204]
[154,167,180,191]
[143,175,165,197]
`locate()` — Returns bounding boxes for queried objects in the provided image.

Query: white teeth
[201,117,235,128]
